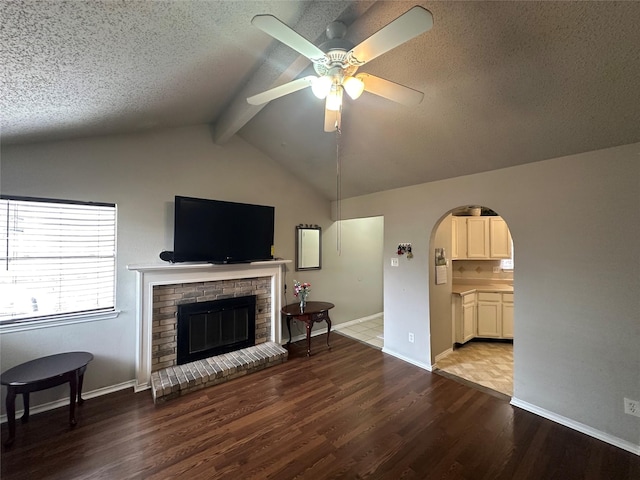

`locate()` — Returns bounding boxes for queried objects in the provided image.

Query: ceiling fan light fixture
[343,76,365,100]
[326,87,343,111]
[311,76,333,99]
[249,6,433,130]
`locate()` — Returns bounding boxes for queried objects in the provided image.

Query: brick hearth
[151,342,287,403]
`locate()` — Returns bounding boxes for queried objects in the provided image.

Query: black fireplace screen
[177,295,256,364]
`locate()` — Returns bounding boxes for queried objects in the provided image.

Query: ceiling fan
[246,6,433,132]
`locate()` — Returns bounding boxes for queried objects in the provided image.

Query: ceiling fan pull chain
[336,125,342,255]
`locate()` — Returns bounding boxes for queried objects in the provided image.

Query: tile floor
[334,316,384,349]
[435,341,513,397]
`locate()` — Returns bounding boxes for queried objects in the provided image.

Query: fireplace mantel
[127,260,290,391]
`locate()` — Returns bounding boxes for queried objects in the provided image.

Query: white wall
[284,216,384,340]
[335,143,640,449]
[322,217,384,320]
[429,213,453,364]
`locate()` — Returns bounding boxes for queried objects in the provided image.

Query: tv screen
[173,196,274,264]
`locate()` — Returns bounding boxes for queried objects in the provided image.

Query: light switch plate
[391,258,399,267]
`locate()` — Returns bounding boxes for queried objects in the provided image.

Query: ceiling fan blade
[324,107,341,132]
[247,76,316,105]
[347,6,433,66]
[252,15,329,64]
[358,73,424,106]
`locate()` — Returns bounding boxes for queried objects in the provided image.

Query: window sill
[0,310,121,334]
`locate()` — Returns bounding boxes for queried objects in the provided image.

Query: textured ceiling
[2,1,640,200]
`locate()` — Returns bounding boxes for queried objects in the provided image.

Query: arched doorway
[428,205,515,397]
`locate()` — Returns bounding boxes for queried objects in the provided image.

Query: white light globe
[343,76,365,100]
[311,76,333,99]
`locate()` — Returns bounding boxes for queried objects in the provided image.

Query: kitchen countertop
[452,283,514,295]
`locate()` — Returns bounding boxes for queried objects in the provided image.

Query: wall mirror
[295,225,321,271]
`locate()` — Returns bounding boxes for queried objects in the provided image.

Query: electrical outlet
[391,258,399,267]
[624,398,640,417]
[408,332,415,343]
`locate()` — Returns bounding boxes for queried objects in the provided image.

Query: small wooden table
[1,351,93,447]
[281,301,334,356]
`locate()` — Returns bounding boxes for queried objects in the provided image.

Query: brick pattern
[150,342,288,403]
[151,277,271,372]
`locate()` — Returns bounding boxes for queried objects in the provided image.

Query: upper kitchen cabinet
[467,217,490,258]
[489,217,512,259]
[452,215,512,260]
[451,216,464,259]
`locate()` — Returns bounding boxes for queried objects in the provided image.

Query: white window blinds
[0,197,116,323]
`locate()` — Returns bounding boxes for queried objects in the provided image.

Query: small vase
[299,296,307,312]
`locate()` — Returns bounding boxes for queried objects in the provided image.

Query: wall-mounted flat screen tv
[173,196,274,264]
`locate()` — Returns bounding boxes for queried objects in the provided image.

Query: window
[500,239,514,271]
[0,196,116,325]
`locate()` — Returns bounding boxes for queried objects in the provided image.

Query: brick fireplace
[128,260,289,392]
[152,278,268,371]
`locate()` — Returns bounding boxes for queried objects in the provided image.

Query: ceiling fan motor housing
[315,20,356,78]
[313,49,358,78]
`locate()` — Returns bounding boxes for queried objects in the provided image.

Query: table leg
[306,321,313,356]
[21,392,30,423]
[69,373,78,428]
[77,366,87,404]
[286,316,292,345]
[4,387,16,447]
[326,315,332,349]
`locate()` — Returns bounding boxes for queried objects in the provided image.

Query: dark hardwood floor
[2,334,638,479]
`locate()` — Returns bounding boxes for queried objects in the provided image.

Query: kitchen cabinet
[453,292,476,344]
[451,216,469,260]
[466,217,490,258]
[489,217,512,258]
[453,290,513,343]
[451,216,512,260]
[451,216,461,259]
[501,293,514,338]
[477,292,502,337]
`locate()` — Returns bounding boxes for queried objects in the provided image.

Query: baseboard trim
[510,397,640,456]
[382,347,432,372]
[433,347,453,367]
[286,327,330,344]
[284,309,377,344]
[0,380,136,425]
[333,312,383,330]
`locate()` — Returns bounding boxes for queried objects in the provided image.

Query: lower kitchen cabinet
[477,292,502,337]
[453,290,513,343]
[502,293,514,338]
[462,294,476,342]
[453,292,476,344]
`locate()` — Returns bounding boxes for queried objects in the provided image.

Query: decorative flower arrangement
[293,280,311,309]
[293,280,311,300]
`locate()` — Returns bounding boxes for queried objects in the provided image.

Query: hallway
[334,316,384,349]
